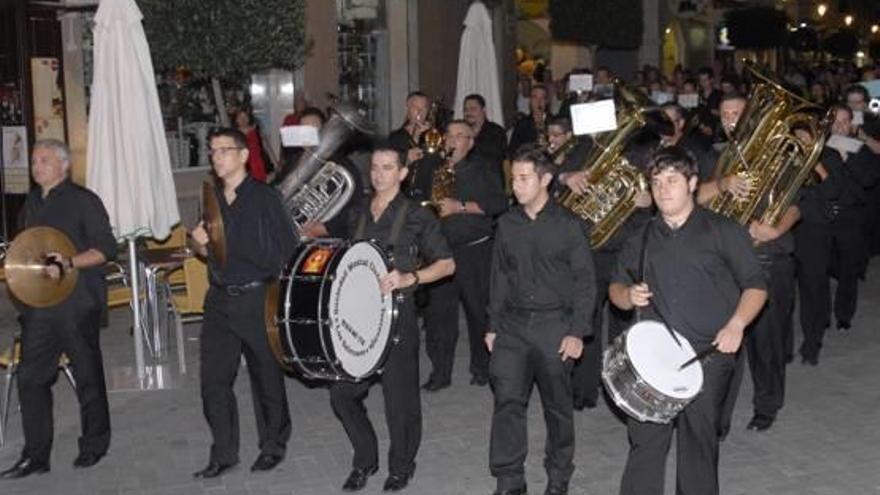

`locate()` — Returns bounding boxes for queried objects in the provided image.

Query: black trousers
[424,239,492,382]
[573,249,632,407]
[795,214,863,359]
[747,256,794,417]
[489,310,575,491]
[17,307,110,464]
[330,299,420,476]
[199,286,291,465]
[619,353,736,495]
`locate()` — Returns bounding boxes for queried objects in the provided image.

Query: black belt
[508,305,566,316]
[211,279,270,296]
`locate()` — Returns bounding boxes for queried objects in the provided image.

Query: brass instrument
[548,137,577,167]
[5,226,78,307]
[276,104,375,234]
[709,63,829,226]
[557,82,650,248]
[421,157,457,213]
[421,99,445,155]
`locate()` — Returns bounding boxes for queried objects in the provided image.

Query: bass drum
[265,238,400,382]
[602,320,704,424]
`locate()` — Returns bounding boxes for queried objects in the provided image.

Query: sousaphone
[5,226,78,307]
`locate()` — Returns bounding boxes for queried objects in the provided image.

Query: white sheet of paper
[826,134,864,154]
[571,100,618,136]
[651,91,673,105]
[852,110,864,127]
[678,93,699,109]
[568,74,593,93]
[280,125,320,147]
[860,80,880,98]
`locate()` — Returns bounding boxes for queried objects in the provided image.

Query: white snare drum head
[625,320,703,399]
[329,241,394,379]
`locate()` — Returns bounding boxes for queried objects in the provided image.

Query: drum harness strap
[353,200,411,266]
[637,219,683,348]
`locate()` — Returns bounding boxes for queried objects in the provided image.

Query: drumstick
[678,345,718,371]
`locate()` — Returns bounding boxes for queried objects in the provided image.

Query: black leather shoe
[73,451,105,468]
[747,414,775,432]
[545,481,569,495]
[492,485,527,495]
[573,397,597,411]
[342,465,378,491]
[422,378,451,392]
[250,453,283,472]
[801,355,819,366]
[383,471,414,491]
[470,375,489,386]
[0,458,50,479]
[837,320,851,331]
[193,461,237,479]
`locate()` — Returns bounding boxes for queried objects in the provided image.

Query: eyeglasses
[208,146,243,158]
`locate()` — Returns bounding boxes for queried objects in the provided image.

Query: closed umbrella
[87,0,181,382]
[454,1,504,126]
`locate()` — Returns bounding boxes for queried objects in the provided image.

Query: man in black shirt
[1,140,117,479]
[508,85,550,155]
[464,93,507,182]
[190,128,297,478]
[421,120,507,391]
[328,145,454,492]
[486,145,595,495]
[796,106,879,364]
[609,146,767,495]
[388,91,432,166]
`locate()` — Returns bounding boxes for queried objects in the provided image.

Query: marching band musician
[508,84,551,155]
[326,145,454,492]
[420,120,507,391]
[546,116,591,196]
[1,140,117,479]
[698,92,802,434]
[190,128,297,478]
[609,146,767,495]
[388,91,433,166]
[796,106,880,364]
[486,145,596,495]
[463,93,507,174]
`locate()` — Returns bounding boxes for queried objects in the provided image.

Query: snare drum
[602,320,704,424]
[265,238,400,381]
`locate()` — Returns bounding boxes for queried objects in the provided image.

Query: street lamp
[816,4,827,17]
[872,24,879,34]
[844,15,853,27]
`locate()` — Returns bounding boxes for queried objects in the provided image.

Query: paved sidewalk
[1,261,879,494]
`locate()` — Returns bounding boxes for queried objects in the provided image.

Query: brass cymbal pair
[5,226,78,307]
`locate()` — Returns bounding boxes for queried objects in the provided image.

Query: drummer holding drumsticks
[608,146,767,495]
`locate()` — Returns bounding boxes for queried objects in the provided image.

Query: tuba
[708,63,829,226]
[276,104,374,234]
[557,82,650,248]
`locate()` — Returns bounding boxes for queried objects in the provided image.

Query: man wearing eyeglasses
[189,128,297,478]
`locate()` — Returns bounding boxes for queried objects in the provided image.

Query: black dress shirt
[473,121,507,166]
[611,206,766,346]
[441,154,508,247]
[799,147,870,225]
[345,192,452,274]
[508,113,546,156]
[488,200,596,338]
[19,179,117,315]
[388,127,417,156]
[210,176,296,285]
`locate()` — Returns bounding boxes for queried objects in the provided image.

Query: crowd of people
[3,57,879,495]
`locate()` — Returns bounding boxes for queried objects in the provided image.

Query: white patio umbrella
[86,0,181,382]
[454,1,504,126]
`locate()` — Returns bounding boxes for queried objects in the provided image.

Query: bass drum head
[625,320,703,400]
[328,240,394,380]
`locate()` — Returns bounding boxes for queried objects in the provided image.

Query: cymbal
[202,179,227,267]
[5,226,79,308]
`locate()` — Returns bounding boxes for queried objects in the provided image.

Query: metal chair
[0,334,76,446]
